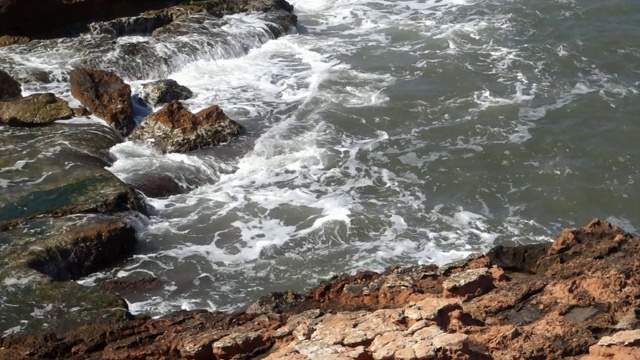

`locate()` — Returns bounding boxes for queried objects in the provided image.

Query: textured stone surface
[0,69,21,100]
[3,219,640,360]
[0,93,72,126]
[141,79,193,106]
[129,100,243,153]
[70,68,135,136]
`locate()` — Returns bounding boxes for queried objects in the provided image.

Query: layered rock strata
[2,219,639,359]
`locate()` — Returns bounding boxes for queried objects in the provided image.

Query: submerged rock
[129,100,243,153]
[127,172,186,198]
[0,93,72,126]
[0,69,21,100]
[141,79,193,106]
[70,68,135,136]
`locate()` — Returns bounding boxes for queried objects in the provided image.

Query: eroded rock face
[0,69,20,100]
[4,219,640,359]
[141,79,193,106]
[0,93,72,126]
[129,100,243,153]
[70,68,135,136]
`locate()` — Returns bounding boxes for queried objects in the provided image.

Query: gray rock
[141,79,193,106]
[0,69,21,100]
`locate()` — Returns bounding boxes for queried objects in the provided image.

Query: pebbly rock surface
[0,69,20,100]
[69,68,136,136]
[0,93,73,126]
[3,218,640,359]
[141,79,193,106]
[129,100,243,153]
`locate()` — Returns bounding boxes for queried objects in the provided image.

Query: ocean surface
[1,0,639,317]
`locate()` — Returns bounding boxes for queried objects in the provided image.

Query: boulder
[70,68,136,136]
[0,93,72,126]
[141,79,193,106]
[129,100,243,153]
[0,69,21,100]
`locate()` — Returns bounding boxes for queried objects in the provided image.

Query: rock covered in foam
[129,100,243,153]
[0,93,72,126]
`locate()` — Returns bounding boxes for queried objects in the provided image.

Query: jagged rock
[3,219,640,360]
[0,93,72,126]
[141,79,193,106]
[585,330,640,359]
[70,68,135,136]
[129,100,243,153]
[442,267,495,299]
[0,69,21,100]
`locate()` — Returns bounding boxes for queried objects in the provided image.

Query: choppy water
[2,0,640,316]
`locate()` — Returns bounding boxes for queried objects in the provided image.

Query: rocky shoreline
[2,1,640,359]
[0,0,296,340]
[1,219,639,359]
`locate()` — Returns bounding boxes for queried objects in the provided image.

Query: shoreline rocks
[129,100,244,153]
[0,0,297,46]
[70,68,136,137]
[0,69,21,100]
[0,93,73,126]
[2,219,640,359]
[141,79,193,106]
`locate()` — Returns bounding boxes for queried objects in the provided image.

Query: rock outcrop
[70,68,135,136]
[0,93,72,126]
[129,100,243,153]
[0,69,20,100]
[0,118,147,335]
[0,0,170,39]
[3,219,640,359]
[141,79,193,106]
[0,0,297,43]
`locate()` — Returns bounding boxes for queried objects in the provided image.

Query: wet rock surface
[2,219,639,359]
[0,69,20,100]
[0,119,147,336]
[141,79,193,106]
[0,93,73,126]
[130,100,244,153]
[69,68,136,136]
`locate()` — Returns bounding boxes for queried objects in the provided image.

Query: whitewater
[1,0,639,316]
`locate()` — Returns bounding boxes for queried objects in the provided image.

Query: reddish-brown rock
[0,69,20,100]
[3,219,640,360]
[70,68,135,136]
[129,100,243,153]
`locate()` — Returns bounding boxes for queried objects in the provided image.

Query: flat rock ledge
[2,218,640,359]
